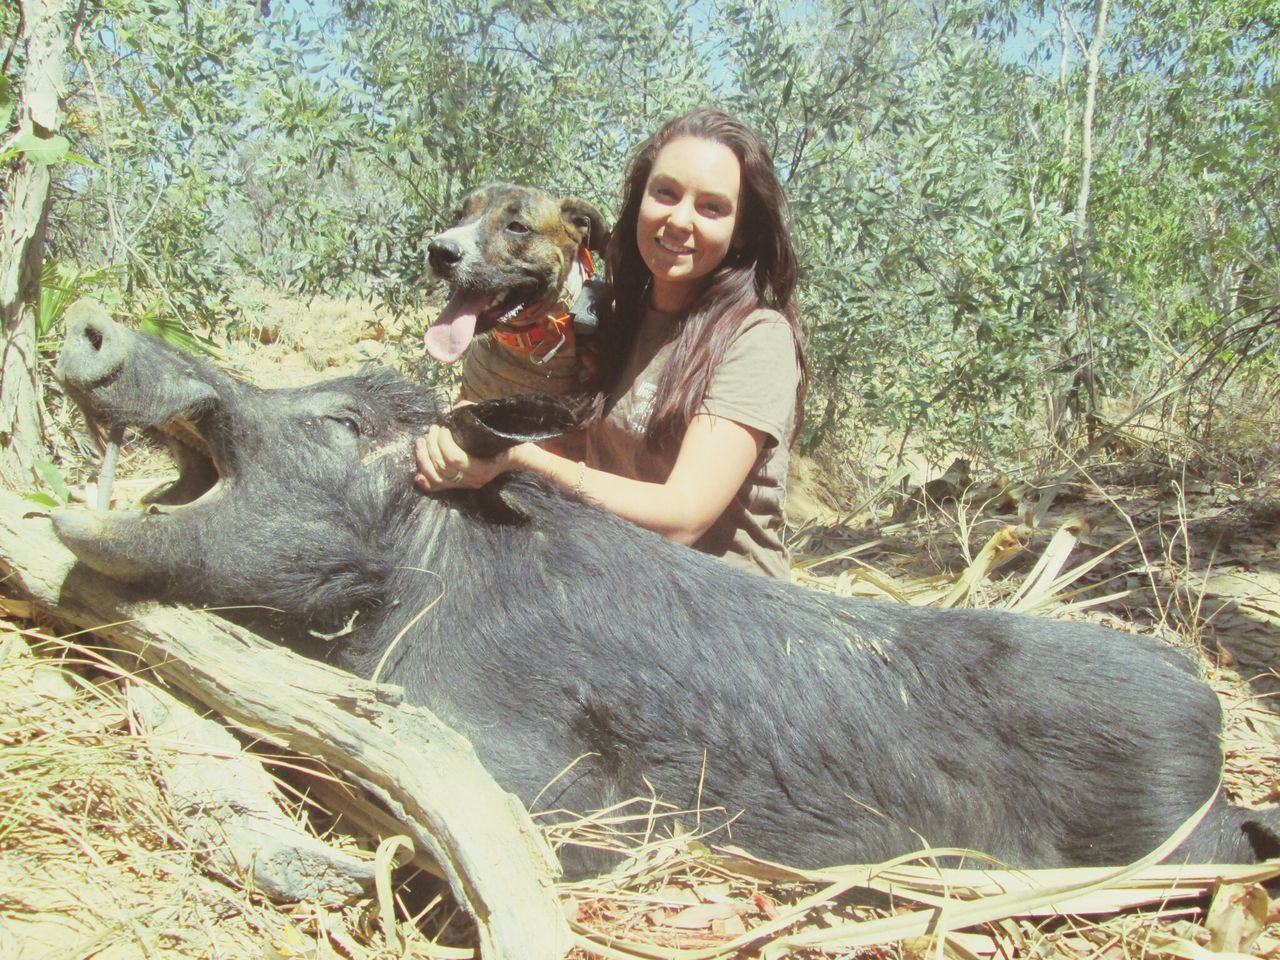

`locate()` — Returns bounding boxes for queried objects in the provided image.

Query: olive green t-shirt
[585,305,800,579]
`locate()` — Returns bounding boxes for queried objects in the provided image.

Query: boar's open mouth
[142,414,222,507]
[93,410,223,512]
[52,406,225,584]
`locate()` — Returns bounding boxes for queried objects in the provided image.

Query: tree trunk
[1052,0,1111,446]
[0,0,69,491]
[1057,1,1073,176]
[1074,0,1110,246]
[1073,0,1111,442]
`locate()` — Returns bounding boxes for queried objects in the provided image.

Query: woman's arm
[413,413,764,545]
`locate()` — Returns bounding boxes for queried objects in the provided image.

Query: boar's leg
[444,394,585,458]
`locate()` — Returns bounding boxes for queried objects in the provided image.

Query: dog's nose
[428,238,463,273]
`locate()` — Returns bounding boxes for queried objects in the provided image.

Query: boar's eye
[327,415,361,437]
[505,220,530,235]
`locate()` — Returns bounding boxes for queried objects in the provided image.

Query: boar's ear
[444,394,586,459]
[561,198,610,254]
[474,473,542,524]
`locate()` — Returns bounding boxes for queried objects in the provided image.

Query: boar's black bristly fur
[52,314,1280,879]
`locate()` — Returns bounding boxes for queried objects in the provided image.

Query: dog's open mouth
[90,411,223,513]
[424,286,541,364]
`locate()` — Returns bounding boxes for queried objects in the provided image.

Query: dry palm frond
[1002,518,1140,616]
[833,560,915,602]
[557,797,1280,960]
[938,525,1026,608]
[809,514,1135,617]
[793,537,888,575]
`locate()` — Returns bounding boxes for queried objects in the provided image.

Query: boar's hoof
[444,394,585,458]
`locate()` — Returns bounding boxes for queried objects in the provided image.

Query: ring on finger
[451,470,465,483]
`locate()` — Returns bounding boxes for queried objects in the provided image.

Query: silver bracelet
[573,460,586,497]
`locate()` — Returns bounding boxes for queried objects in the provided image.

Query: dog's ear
[561,198,611,254]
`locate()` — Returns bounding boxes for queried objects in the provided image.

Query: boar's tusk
[96,426,124,511]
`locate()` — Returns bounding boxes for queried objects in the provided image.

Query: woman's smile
[655,235,693,256]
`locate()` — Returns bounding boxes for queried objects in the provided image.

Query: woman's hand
[413,424,514,491]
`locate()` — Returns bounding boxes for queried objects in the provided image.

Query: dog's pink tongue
[424,291,486,363]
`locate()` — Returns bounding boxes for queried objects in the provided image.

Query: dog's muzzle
[428,238,464,274]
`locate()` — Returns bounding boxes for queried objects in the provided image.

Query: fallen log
[0,489,570,960]
[126,680,377,904]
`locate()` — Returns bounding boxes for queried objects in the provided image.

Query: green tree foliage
[51,0,287,329]
[267,0,715,313]
[13,0,1277,461]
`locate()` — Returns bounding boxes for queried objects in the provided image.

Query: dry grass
[9,296,1278,958]
[0,621,277,960]
[5,492,1278,959]
[0,618,473,960]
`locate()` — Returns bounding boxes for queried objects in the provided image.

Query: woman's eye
[506,221,530,234]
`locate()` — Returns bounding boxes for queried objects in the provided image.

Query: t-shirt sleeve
[701,312,800,447]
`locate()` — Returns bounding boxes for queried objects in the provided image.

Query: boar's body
[53,313,1277,876]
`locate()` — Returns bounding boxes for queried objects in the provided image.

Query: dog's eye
[506,221,530,235]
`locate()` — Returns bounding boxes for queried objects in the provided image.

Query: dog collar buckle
[530,314,571,365]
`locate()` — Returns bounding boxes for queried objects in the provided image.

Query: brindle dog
[425,184,610,401]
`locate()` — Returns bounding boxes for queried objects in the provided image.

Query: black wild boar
[52,311,1278,877]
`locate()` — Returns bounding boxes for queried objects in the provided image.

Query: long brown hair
[605,107,807,453]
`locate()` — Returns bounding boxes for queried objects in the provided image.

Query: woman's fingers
[414,425,467,490]
[413,425,501,491]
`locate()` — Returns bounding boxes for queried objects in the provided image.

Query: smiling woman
[415,107,808,579]
[637,136,743,311]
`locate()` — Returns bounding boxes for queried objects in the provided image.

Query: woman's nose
[667,197,695,230]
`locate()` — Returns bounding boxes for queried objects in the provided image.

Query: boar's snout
[58,301,130,390]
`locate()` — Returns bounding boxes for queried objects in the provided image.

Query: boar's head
[52,304,437,637]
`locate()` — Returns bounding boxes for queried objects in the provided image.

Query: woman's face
[636,135,742,313]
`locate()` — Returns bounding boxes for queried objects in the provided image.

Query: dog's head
[424,184,610,364]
